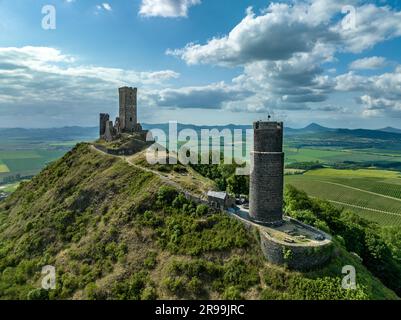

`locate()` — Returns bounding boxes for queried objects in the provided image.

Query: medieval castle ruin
[99,87,146,141]
[97,91,332,270]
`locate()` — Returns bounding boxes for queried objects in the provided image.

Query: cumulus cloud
[337,66,401,117]
[0,46,179,123]
[164,0,401,116]
[349,56,388,70]
[335,4,401,53]
[139,0,200,18]
[145,82,252,109]
[168,1,401,66]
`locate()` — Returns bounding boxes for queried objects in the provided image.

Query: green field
[0,181,21,193]
[284,147,401,164]
[0,160,9,173]
[285,168,401,226]
[0,150,66,181]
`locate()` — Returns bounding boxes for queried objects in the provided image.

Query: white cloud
[102,3,112,11]
[139,0,200,18]
[96,3,112,13]
[336,66,401,117]
[145,82,252,109]
[168,1,401,67]
[0,46,179,123]
[335,4,401,53]
[164,0,401,117]
[167,1,350,66]
[349,56,388,70]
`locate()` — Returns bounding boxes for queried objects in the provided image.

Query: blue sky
[0,0,401,129]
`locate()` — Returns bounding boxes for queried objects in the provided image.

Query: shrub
[196,204,209,217]
[27,288,49,300]
[157,186,178,206]
[223,286,242,300]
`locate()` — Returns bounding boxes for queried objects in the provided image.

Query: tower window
[130,117,132,122]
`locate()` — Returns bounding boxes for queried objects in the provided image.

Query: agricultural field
[0,160,9,173]
[0,181,21,193]
[0,127,98,185]
[285,168,401,226]
[0,149,69,182]
[284,147,401,164]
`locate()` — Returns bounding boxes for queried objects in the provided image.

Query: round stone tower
[249,121,284,225]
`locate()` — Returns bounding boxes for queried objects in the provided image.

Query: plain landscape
[2,124,400,227]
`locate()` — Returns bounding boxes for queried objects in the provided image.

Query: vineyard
[285,169,401,226]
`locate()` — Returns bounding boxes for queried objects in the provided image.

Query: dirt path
[90,144,201,199]
[316,180,401,202]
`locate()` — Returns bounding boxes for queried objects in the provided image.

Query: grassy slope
[0,143,397,300]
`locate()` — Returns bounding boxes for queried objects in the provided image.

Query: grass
[0,150,66,178]
[305,168,401,179]
[0,182,21,193]
[284,147,401,164]
[0,143,398,300]
[285,168,401,226]
[127,150,215,197]
[0,162,9,173]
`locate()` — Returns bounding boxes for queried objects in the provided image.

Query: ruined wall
[259,226,333,271]
[99,113,110,137]
[230,212,333,271]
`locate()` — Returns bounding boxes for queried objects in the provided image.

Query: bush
[27,288,49,300]
[157,186,178,206]
[141,286,157,300]
[196,204,209,217]
[223,286,242,300]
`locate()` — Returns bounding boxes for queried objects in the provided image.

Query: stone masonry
[99,87,145,141]
[249,121,284,225]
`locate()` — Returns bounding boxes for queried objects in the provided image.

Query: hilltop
[0,142,399,300]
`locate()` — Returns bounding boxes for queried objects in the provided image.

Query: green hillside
[0,144,399,300]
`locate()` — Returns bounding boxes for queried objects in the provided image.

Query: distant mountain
[285,123,334,135]
[1,124,401,150]
[379,127,401,134]
[0,126,98,141]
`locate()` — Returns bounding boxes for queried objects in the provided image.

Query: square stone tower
[119,87,137,133]
[249,121,284,225]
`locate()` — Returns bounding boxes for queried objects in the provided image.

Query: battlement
[254,121,283,130]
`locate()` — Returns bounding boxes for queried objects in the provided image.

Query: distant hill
[379,127,401,134]
[2,123,400,141]
[285,123,334,135]
[0,127,98,142]
[1,124,401,152]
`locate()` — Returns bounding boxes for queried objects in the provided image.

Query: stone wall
[249,121,284,225]
[229,212,333,271]
[119,87,138,132]
[260,228,333,271]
